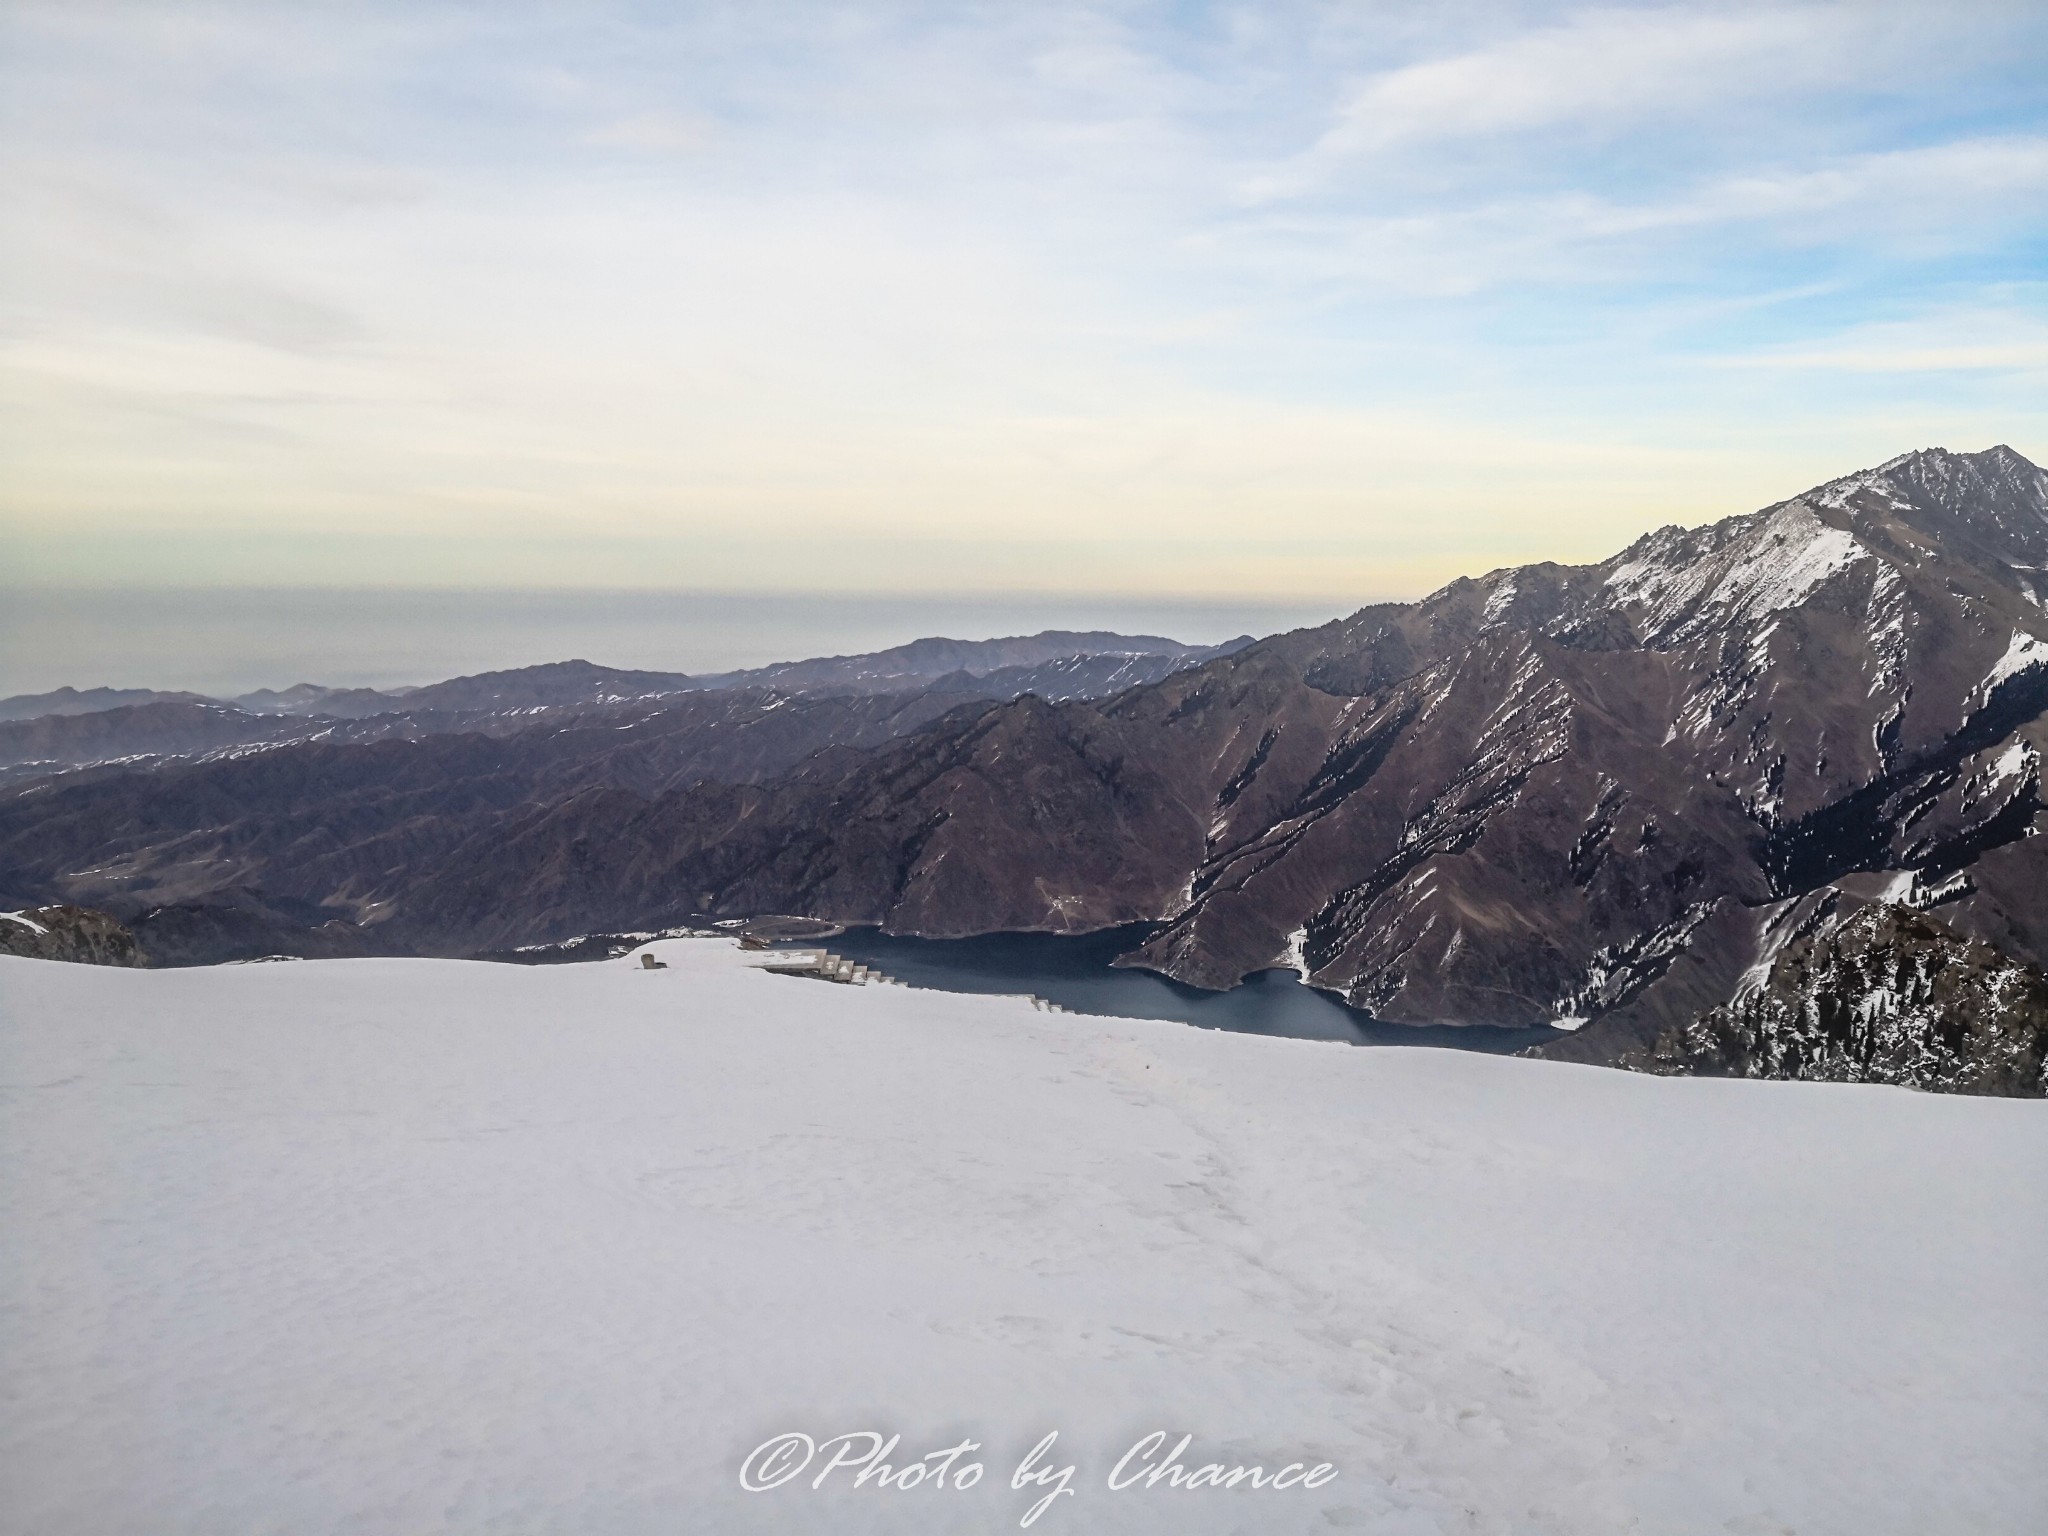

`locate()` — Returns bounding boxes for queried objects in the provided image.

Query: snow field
[1,939,2042,1534]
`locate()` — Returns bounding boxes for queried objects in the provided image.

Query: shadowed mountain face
[3,448,2046,1065]
[0,702,310,781]
[0,634,1246,955]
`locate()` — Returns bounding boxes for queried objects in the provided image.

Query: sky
[2,0,2046,628]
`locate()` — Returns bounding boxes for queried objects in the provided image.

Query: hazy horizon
[6,435,2038,697]
[0,585,1348,698]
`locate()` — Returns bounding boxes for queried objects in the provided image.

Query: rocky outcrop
[0,905,148,967]
[1543,903,2048,1097]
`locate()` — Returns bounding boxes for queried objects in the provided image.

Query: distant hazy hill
[0,685,213,721]
[700,630,1248,693]
[0,632,1228,776]
[231,684,413,717]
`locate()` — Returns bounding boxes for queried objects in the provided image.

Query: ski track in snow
[1,941,2043,1535]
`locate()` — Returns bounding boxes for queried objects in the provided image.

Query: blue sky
[2,1,2045,604]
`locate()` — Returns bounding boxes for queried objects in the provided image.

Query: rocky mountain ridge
[0,631,1241,778]
[331,445,2048,1054]
[2,446,2045,1100]
[393,446,2043,1008]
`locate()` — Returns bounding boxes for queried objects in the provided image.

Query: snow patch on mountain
[1604,503,1868,645]
[1866,562,1910,696]
[1277,924,1308,978]
[1983,630,2048,695]
[1554,901,1718,1019]
[1813,468,1917,515]
[1480,576,1519,626]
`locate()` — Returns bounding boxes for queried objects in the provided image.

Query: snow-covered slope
[2,942,2042,1534]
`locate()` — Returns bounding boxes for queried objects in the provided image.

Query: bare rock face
[0,905,148,967]
[1573,903,2048,1097]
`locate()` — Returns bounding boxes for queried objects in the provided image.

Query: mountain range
[3,445,2044,1090]
[0,632,1247,782]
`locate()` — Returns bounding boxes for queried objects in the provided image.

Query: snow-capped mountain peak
[1812,445,2048,566]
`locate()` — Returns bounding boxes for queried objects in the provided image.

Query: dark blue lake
[786,924,1568,1054]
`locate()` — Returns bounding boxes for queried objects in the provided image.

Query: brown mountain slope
[382,446,2044,1026]
[2,446,2044,1048]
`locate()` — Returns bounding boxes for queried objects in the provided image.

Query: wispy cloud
[1256,5,1853,194]
[1602,135,2048,239]
[580,110,715,156]
[1709,304,2048,373]
[1223,133,2048,297]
